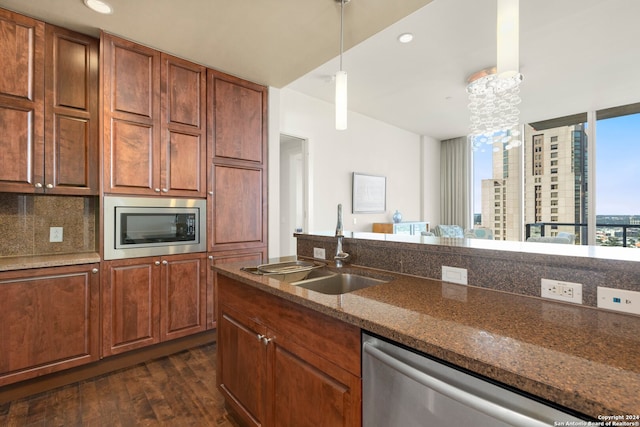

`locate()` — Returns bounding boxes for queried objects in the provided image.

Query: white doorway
[279,134,309,256]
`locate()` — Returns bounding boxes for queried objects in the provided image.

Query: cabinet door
[102,33,161,195]
[209,164,266,251]
[207,249,266,329]
[44,25,99,195]
[0,264,100,386]
[208,71,266,163]
[102,258,160,356]
[270,335,361,427]
[218,304,268,427]
[160,253,207,341]
[0,10,45,193]
[160,54,206,197]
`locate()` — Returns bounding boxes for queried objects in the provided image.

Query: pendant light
[335,0,349,130]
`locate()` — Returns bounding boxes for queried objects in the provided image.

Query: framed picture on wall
[352,172,386,213]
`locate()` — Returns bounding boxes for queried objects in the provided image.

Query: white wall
[267,88,440,257]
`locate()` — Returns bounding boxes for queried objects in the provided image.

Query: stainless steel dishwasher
[362,333,586,427]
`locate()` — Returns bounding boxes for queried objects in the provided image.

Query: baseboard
[0,329,216,404]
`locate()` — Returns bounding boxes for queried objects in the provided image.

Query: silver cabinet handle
[154,188,161,192]
[155,261,161,266]
[35,183,43,188]
[162,188,168,193]
[91,268,99,274]
[208,191,213,195]
[162,260,168,265]
[46,183,53,189]
[257,334,272,345]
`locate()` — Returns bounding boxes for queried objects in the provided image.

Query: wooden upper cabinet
[208,70,267,164]
[44,24,99,195]
[207,69,268,253]
[0,10,98,195]
[102,33,161,195]
[160,54,206,197]
[102,33,206,197]
[0,9,45,193]
[209,164,266,252]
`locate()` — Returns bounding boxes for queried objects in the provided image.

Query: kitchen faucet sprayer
[336,203,344,237]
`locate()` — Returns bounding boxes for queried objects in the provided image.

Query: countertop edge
[213,262,635,419]
[0,253,101,272]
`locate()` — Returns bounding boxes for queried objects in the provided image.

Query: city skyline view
[474,112,640,218]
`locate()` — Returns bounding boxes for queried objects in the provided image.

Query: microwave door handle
[363,343,551,427]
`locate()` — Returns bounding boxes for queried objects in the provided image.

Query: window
[472,104,640,246]
[595,106,640,247]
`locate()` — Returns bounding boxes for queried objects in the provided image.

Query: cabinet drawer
[217,275,361,376]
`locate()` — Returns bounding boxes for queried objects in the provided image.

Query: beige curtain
[440,136,471,229]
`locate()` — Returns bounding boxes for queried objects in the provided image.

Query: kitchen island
[214,258,640,421]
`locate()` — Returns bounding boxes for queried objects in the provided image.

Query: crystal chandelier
[467,68,522,151]
[468,0,522,151]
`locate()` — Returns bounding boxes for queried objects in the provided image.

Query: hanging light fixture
[335,0,350,130]
[467,0,522,151]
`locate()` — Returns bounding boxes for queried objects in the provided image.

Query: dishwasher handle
[363,342,552,427]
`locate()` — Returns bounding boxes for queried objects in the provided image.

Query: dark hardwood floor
[0,344,236,426]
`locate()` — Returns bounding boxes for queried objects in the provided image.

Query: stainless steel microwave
[103,196,207,260]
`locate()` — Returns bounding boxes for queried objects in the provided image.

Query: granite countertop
[0,252,101,272]
[214,259,640,419]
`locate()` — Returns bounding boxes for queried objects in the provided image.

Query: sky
[473,113,640,216]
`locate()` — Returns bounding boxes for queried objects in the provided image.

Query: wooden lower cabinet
[0,264,100,386]
[207,248,266,329]
[102,253,207,356]
[217,274,362,427]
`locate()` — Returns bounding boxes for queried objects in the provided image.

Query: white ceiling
[288,0,640,139]
[0,0,431,88]
[3,0,639,140]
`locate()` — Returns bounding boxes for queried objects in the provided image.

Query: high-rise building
[480,145,521,240]
[480,123,588,242]
[524,123,587,243]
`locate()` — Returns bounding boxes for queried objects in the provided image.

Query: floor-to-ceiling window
[595,106,640,248]
[472,102,639,247]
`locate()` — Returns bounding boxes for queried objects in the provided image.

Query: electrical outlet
[441,266,467,285]
[313,247,326,260]
[541,279,582,304]
[597,286,640,315]
[49,227,63,243]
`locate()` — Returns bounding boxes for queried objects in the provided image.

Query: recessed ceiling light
[84,0,113,14]
[397,33,414,43]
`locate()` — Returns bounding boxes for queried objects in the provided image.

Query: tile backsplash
[0,194,97,257]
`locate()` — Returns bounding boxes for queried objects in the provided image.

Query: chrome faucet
[335,203,349,267]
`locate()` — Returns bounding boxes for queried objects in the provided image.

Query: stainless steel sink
[291,270,390,295]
